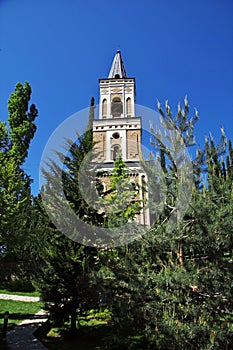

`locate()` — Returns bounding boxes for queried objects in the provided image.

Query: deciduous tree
[0,82,38,274]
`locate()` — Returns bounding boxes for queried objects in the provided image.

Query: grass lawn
[0,299,43,350]
[0,289,40,297]
[0,299,43,332]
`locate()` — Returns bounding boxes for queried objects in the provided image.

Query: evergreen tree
[97,99,233,349]
[98,156,142,228]
[34,96,144,331]
[33,97,102,332]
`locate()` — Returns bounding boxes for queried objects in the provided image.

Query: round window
[112,132,120,139]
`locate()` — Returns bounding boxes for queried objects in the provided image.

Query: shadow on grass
[43,324,113,350]
[0,312,45,321]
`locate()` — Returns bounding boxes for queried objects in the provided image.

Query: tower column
[92,51,150,227]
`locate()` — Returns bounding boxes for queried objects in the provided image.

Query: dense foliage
[0,82,38,279]
[0,85,232,348]
[96,100,233,350]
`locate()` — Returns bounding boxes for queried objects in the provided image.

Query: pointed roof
[108,50,127,78]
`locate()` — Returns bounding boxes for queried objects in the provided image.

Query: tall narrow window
[130,181,137,198]
[111,97,123,117]
[112,145,121,161]
[102,99,107,117]
[126,97,131,116]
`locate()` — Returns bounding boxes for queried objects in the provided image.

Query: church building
[92,51,150,226]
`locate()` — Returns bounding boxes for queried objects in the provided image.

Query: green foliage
[32,194,101,330]
[32,98,102,331]
[0,288,39,297]
[2,77,232,349]
[33,95,144,331]
[97,98,233,349]
[0,82,38,275]
[8,82,37,164]
[99,157,141,227]
[0,279,35,293]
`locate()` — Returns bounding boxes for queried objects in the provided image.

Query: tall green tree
[33,97,102,332]
[0,82,38,272]
[34,96,144,332]
[97,99,233,350]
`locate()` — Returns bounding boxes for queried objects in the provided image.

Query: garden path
[0,293,48,349]
[6,310,48,349]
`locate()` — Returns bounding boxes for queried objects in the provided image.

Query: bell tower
[99,50,135,120]
[92,51,150,226]
[93,50,141,163]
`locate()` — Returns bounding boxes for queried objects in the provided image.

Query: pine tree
[97,99,233,349]
[98,156,142,228]
[34,97,102,332]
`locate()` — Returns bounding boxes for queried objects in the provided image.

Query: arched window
[126,97,131,116]
[111,97,123,117]
[112,145,121,161]
[102,99,107,117]
[130,181,139,198]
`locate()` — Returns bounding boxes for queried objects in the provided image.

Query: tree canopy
[0,82,38,272]
[0,85,232,348]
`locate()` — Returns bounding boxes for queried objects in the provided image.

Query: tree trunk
[70,310,77,332]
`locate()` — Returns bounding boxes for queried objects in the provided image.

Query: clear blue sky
[0,0,232,194]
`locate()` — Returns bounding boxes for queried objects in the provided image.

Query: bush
[102,334,154,350]
[1,278,35,292]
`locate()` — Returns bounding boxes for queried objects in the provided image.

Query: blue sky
[0,0,232,194]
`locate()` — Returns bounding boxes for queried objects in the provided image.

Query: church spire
[108,50,127,79]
